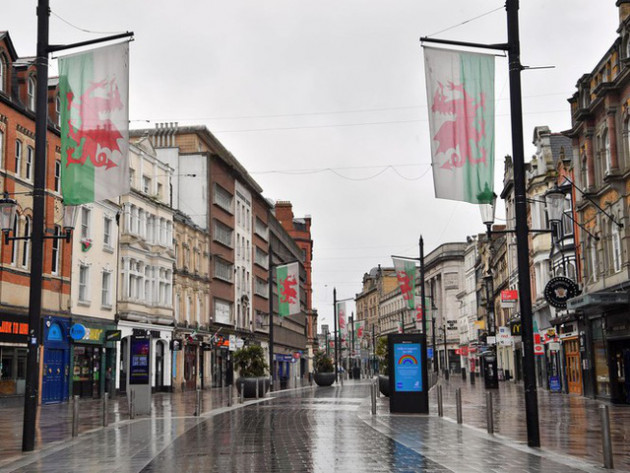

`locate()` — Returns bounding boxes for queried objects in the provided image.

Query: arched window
[588,237,598,283]
[21,217,30,268]
[27,76,36,111]
[604,130,612,174]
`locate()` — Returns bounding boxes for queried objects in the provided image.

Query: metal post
[72,395,79,437]
[600,405,614,469]
[227,384,233,407]
[22,0,50,453]
[130,390,135,420]
[103,393,109,427]
[455,388,462,424]
[195,389,201,416]
[256,379,260,399]
[486,392,494,434]
[443,326,449,380]
[376,376,381,397]
[437,385,443,417]
[268,246,275,384]
[240,382,245,403]
[333,288,339,383]
[371,380,376,415]
[506,0,540,448]
[420,236,429,391]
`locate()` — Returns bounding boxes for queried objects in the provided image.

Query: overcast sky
[4,1,621,330]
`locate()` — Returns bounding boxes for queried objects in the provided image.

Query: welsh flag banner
[59,43,130,205]
[392,257,416,310]
[276,262,300,316]
[354,320,364,338]
[423,47,495,204]
[337,301,347,345]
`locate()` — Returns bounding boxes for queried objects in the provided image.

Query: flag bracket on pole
[48,32,134,53]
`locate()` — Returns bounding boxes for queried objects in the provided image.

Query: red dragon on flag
[396,271,414,302]
[65,78,124,170]
[279,275,298,304]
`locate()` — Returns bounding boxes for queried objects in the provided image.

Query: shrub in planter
[234,345,270,398]
[375,336,390,397]
[313,350,335,387]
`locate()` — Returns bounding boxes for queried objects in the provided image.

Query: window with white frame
[0,130,4,167]
[214,184,233,213]
[101,271,112,307]
[78,264,89,302]
[214,298,232,325]
[15,139,21,176]
[21,217,30,268]
[213,220,233,247]
[255,277,268,297]
[54,160,61,192]
[103,216,113,248]
[562,195,574,237]
[27,76,35,111]
[612,222,622,273]
[55,95,61,127]
[604,130,612,174]
[255,218,268,240]
[25,146,33,180]
[144,266,152,303]
[80,206,91,239]
[213,258,233,282]
[255,247,268,268]
[51,226,60,274]
[588,238,598,282]
[142,175,151,194]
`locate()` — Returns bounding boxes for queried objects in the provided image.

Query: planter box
[313,372,335,387]
[236,377,270,398]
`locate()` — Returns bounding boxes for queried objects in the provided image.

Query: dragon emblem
[65,78,123,170]
[396,271,413,301]
[279,275,298,304]
[431,81,487,170]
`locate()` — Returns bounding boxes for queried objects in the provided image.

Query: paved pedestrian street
[0,380,625,473]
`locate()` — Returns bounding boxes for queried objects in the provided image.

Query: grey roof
[549,133,572,161]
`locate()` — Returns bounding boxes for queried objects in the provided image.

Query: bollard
[455,388,462,424]
[129,390,135,420]
[470,370,475,385]
[437,385,443,417]
[600,404,614,469]
[371,380,376,415]
[376,377,381,397]
[486,392,494,434]
[102,393,109,427]
[240,382,245,403]
[227,384,233,407]
[72,395,79,437]
[256,380,260,399]
[195,389,201,416]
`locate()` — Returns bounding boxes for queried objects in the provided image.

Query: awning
[566,292,629,310]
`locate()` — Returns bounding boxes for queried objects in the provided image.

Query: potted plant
[313,350,335,387]
[234,345,270,398]
[375,336,389,397]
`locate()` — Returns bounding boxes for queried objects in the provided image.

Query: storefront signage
[544,277,579,309]
[105,330,122,342]
[69,323,86,340]
[501,290,518,307]
[393,342,422,392]
[0,320,28,336]
[567,292,629,310]
[275,354,294,362]
[510,322,521,337]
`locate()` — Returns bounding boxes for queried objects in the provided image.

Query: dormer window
[27,76,36,111]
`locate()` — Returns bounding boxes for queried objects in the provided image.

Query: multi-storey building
[456,236,480,377]
[116,138,175,393]
[69,200,119,399]
[274,201,317,371]
[563,0,630,404]
[0,32,73,403]
[424,243,466,375]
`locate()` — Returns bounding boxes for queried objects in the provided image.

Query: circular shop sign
[69,323,86,340]
[544,277,579,309]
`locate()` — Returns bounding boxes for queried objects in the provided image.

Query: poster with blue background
[394,343,422,392]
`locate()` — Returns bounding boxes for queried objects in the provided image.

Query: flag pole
[268,243,274,384]
[420,0,540,448]
[333,288,338,383]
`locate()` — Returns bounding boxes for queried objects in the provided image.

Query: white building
[234,180,253,332]
[70,200,120,398]
[116,138,175,393]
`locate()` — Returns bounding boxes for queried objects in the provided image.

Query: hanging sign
[544,277,579,310]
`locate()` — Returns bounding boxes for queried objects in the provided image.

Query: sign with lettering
[0,314,29,344]
[501,290,518,307]
[544,277,579,309]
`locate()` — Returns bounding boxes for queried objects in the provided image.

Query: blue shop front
[41,316,71,404]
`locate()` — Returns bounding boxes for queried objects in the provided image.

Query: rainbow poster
[394,343,422,392]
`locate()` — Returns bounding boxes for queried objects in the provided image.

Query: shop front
[210,336,230,388]
[42,316,71,403]
[70,319,117,399]
[0,313,28,397]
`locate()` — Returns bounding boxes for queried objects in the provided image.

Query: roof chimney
[618,0,630,25]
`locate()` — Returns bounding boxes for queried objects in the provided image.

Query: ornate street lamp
[544,186,566,224]
[479,192,497,229]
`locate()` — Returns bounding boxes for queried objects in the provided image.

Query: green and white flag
[59,42,130,205]
[423,47,495,204]
[276,262,300,317]
[337,301,348,346]
[392,257,416,310]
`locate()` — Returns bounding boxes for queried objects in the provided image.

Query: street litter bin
[352,366,360,379]
[482,353,499,389]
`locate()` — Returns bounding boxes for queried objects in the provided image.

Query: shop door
[42,348,66,404]
[184,345,197,390]
[564,339,582,395]
[155,341,164,391]
[610,341,630,404]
